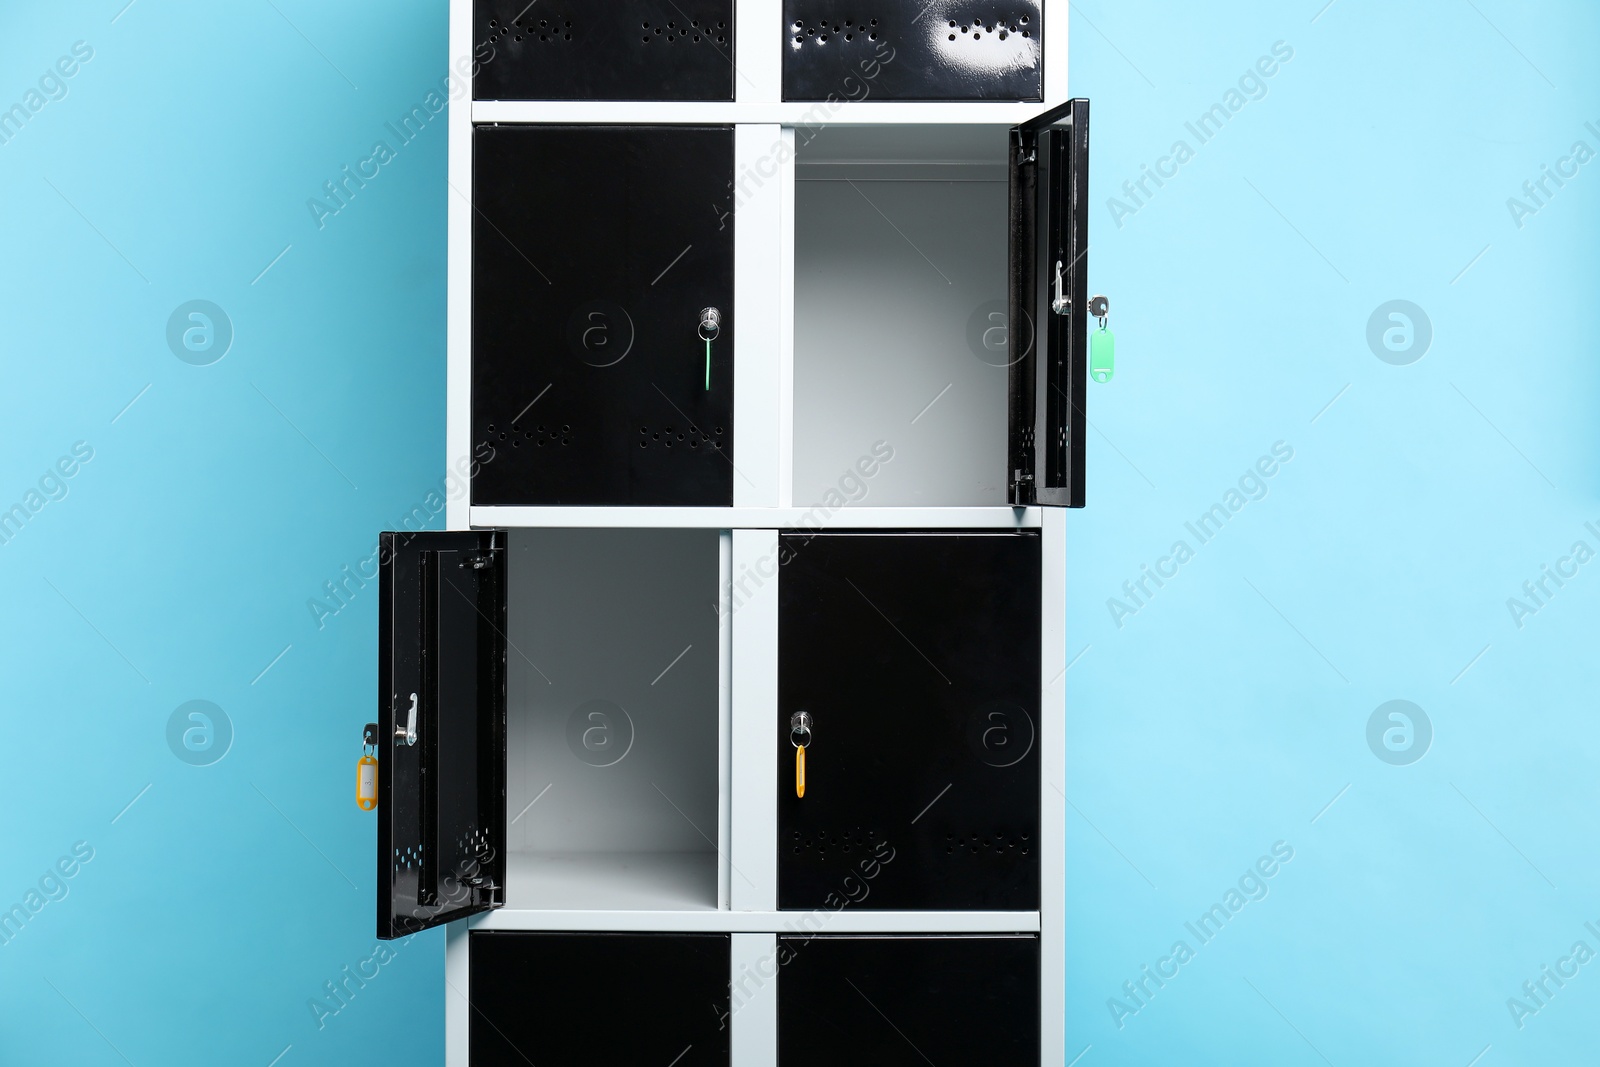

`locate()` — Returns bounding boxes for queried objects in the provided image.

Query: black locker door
[472,125,735,507]
[782,1,1043,102]
[376,530,506,940]
[473,0,736,102]
[1009,98,1090,507]
[777,532,1040,911]
[470,932,731,1066]
[777,934,1040,1065]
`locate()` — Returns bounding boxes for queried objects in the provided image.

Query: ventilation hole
[949,33,956,39]
[512,439,520,447]
[691,18,699,26]
[643,20,650,26]
[719,20,726,27]
[514,33,522,40]
[715,425,724,434]
[564,33,571,40]
[694,34,700,41]
[1021,30,1029,37]
[1020,15,1029,23]
[845,32,853,40]
[869,32,877,39]
[487,423,496,431]
[870,18,877,24]
[497,432,507,440]
[999,31,1007,39]
[819,33,827,42]
[667,20,674,27]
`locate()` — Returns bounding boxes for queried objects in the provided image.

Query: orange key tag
[789,711,811,799]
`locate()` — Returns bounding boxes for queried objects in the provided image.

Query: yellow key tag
[789,710,812,799]
[357,753,378,811]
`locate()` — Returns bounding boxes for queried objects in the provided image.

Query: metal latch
[395,692,418,746]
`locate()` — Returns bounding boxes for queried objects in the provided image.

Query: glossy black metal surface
[377,530,506,940]
[777,934,1040,1064]
[470,932,731,1065]
[472,126,735,506]
[782,0,1041,102]
[777,532,1040,911]
[1010,98,1089,507]
[473,0,735,101]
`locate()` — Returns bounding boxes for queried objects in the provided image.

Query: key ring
[789,710,812,748]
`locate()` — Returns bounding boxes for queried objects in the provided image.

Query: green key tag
[1090,326,1115,383]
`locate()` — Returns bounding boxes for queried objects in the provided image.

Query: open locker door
[375,530,507,939]
[1008,98,1090,508]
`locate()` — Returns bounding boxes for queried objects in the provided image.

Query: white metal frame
[443,3,1068,1063]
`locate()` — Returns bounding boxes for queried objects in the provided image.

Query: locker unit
[777,532,1041,911]
[777,934,1041,1064]
[472,0,737,102]
[366,3,1092,1064]
[782,1,1044,102]
[470,932,732,1065]
[471,126,735,507]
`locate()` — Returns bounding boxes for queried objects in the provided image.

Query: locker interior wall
[792,125,1012,507]
[504,529,720,858]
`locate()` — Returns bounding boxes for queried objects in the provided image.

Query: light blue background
[1067,2,1600,1065]
[0,2,1594,1065]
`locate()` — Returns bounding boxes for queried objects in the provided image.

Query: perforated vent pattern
[487,14,573,42]
[791,826,884,856]
[641,18,729,45]
[638,423,724,450]
[488,421,572,449]
[790,16,881,46]
[942,13,1030,41]
[946,831,1029,855]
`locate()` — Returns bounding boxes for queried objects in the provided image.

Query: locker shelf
[472,100,1052,126]
[475,904,1041,932]
[470,505,1042,529]
[501,851,718,912]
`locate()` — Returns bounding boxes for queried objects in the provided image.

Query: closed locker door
[782,1,1043,102]
[473,0,736,102]
[470,932,731,1065]
[777,532,1041,911]
[472,125,735,507]
[777,934,1039,1065]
